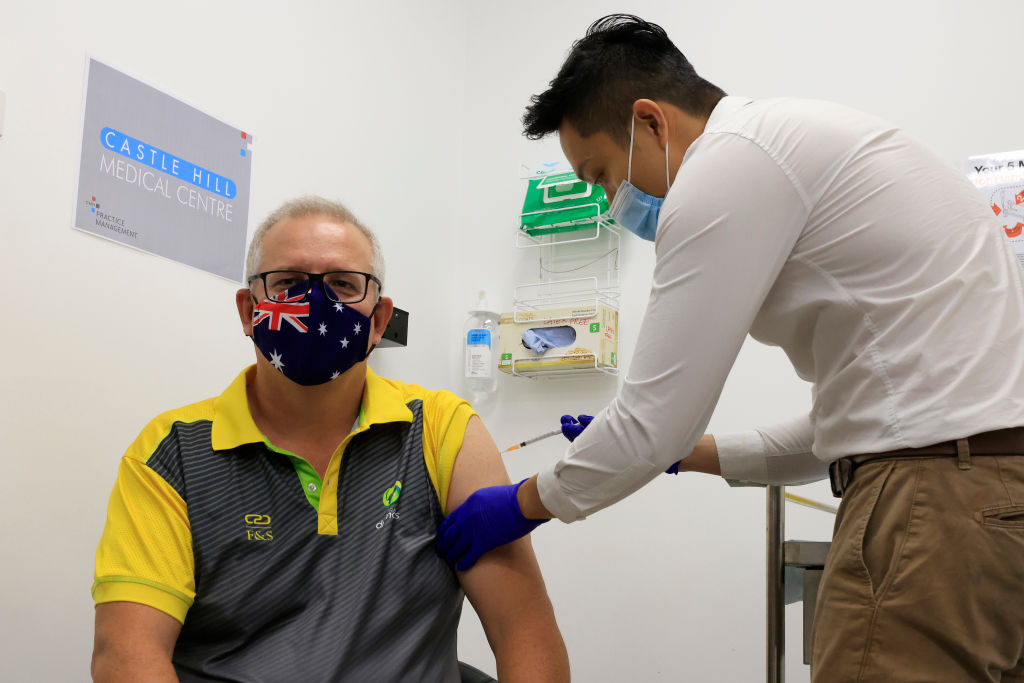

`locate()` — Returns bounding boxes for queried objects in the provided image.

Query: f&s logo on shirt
[244,513,274,542]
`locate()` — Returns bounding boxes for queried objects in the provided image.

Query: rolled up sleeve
[718,412,828,486]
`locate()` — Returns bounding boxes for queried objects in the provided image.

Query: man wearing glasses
[90,196,570,683]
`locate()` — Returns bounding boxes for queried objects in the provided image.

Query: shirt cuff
[536,464,586,523]
[92,576,192,624]
[715,430,770,487]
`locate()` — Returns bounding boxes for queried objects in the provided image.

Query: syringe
[503,428,563,453]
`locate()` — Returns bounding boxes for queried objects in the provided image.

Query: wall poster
[74,58,253,281]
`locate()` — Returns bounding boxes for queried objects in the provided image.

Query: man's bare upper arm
[446,416,551,630]
[446,417,569,681]
[93,602,181,681]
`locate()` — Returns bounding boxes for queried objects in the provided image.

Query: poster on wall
[73,58,252,281]
[964,149,1024,268]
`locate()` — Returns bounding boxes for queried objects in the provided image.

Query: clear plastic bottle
[463,290,499,404]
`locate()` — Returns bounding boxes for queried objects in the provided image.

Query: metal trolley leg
[767,485,785,683]
[768,485,834,682]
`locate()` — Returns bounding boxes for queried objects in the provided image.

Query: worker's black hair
[522,14,726,146]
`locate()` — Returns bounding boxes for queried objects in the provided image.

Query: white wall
[2,1,1022,681]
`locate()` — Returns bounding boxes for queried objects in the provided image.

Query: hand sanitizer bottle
[464,291,499,404]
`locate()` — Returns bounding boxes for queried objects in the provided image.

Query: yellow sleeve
[93,455,195,624]
[421,390,477,513]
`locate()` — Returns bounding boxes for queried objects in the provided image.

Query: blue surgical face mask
[250,281,375,386]
[607,116,671,242]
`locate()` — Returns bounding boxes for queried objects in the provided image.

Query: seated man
[91,196,570,683]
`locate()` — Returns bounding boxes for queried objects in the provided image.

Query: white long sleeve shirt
[537,96,1024,522]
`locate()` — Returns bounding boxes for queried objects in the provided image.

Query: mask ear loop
[663,135,671,194]
[664,120,671,194]
[247,281,264,339]
[628,114,672,194]
[627,115,636,184]
[363,298,383,360]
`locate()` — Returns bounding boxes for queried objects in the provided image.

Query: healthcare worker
[438,14,1024,682]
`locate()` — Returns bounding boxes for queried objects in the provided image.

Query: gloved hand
[560,414,593,442]
[561,413,683,474]
[436,479,548,572]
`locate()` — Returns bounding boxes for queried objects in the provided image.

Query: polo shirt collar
[211,365,414,452]
[359,367,415,428]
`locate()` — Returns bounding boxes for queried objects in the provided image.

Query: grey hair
[245,196,385,289]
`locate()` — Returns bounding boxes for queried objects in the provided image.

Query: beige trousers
[811,454,1024,682]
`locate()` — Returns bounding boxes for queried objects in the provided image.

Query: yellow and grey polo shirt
[94,366,475,682]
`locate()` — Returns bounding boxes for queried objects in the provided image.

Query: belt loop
[829,458,852,498]
[957,438,971,470]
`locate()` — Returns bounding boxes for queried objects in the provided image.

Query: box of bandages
[497,305,618,374]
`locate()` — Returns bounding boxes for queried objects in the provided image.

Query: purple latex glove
[561,413,682,474]
[436,479,548,571]
[560,414,593,442]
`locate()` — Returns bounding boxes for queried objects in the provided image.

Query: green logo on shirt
[383,480,402,508]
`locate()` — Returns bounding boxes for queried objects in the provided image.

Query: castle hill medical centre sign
[74,59,252,281]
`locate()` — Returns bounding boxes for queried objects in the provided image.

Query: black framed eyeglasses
[247,270,382,304]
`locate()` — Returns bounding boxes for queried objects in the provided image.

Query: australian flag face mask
[251,281,374,386]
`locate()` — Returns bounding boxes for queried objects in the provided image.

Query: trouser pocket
[857,460,919,601]
[981,504,1024,528]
